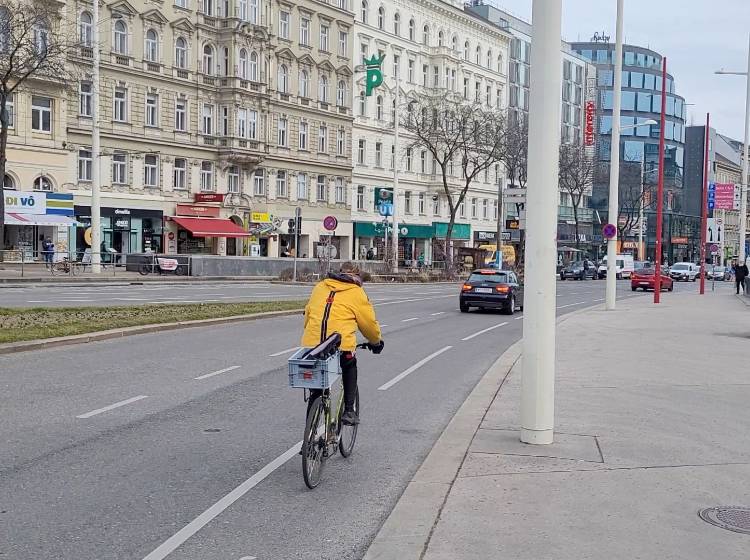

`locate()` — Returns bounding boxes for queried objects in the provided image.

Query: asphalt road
[0,280,669,560]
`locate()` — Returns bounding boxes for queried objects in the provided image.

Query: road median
[0,302,305,355]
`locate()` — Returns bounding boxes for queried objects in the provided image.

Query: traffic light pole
[293,207,301,282]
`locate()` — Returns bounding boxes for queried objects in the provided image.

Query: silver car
[707,265,730,281]
[669,262,699,282]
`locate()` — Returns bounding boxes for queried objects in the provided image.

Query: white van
[598,254,635,279]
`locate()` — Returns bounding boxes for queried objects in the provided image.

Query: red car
[631,266,674,292]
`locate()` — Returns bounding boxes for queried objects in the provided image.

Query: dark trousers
[308,352,358,414]
[738,277,746,294]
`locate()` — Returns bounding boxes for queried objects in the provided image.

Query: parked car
[460,269,524,314]
[707,265,730,281]
[598,254,635,279]
[669,262,699,282]
[631,266,674,292]
[560,260,598,280]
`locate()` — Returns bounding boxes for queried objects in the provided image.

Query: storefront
[353,221,434,264]
[433,222,471,265]
[167,203,251,255]
[74,206,164,258]
[3,192,76,261]
[472,230,512,247]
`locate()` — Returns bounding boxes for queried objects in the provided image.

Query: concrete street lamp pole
[391,69,400,273]
[520,0,562,446]
[91,0,102,273]
[605,0,625,310]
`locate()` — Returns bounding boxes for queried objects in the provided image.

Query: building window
[202,44,214,74]
[390,144,395,169]
[471,197,477,218]
[406,148,412,171]
[434,65,439,87]
[145,29,158,62]
[112,152,127,184]
[360,0,368,23]
[358,91,366,115]
[317,175,327,201]
[4,94,14,128]
[376,95,383,120]
[482,198,488,219]
[114,20,127,54]
[248,0,259,24]
[175,37,187,69]
[420,151,426,173]
[79,81,93,117]
[319,74,329,102]
[438,31,444,47]
[79,11,93,46]
[175,98,187,131]
[237,107,247,138]
[493,199,498,220]
[320,23,329,52]
[278,117,288,146]
[459,199,465,218]
[239,49,248,79]
[200,161,214,191]
[464,41,469,61]
[31,96,52,132]
[33,176,52,192]
[408,18,415,41]
[401,191,410,214]
[249,51,258,81]
[357,139,366,164]
[279,10,290,39]
[335,177,345,203]
[299,69,309,97]
[276,170,288,197]
[356,185,365,210]
[377,7,384,30]
[253,169,265,195]
[339,30,348,56]
[337,80,347,106]
[202,103,213,134]
[144,154,159,187]
[408,59,414,82]
[375,142,382,166]
[297,173,308,199]
[299,120,308,150]
[300,16,310,46]
[337,128,345,155]
[145,93,158,127]
[278,64,289,92]
[418,192,425,214]
[433,195,440,216]
[318,124,328,152]
[245,109,256,139]
[173,158,187,190]
[422,24,429,45]
[78,148,92,181]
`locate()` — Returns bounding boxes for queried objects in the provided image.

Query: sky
[498,0,750,141]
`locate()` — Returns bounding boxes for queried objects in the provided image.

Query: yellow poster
[251,212,271,223]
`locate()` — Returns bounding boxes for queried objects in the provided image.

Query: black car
[560,260,597,280]
[459,269,524,314]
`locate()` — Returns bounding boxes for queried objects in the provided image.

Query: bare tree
[617,161,651,244]
[496,114,528,265]
[0,1,76,259]
[558,144,595,250]
[401,92,506,272]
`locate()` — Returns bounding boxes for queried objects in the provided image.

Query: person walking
[733,259,749,295]
[42,238,54,269]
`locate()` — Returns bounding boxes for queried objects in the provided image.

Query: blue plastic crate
[288,347,341,389]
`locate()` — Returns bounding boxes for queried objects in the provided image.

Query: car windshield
[569,261,584,267]
[469,272,508,283]
[712,266,725,273]
[672,264,689,270]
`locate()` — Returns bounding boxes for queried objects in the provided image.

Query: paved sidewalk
[365,285,750,560]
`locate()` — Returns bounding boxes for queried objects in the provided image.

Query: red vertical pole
[699,114,710,295]
[654,57,667,303]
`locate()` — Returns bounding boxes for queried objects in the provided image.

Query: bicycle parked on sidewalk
[288,334,377,489]
[50,257,80,276]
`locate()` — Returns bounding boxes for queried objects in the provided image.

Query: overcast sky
[499,0,750,141]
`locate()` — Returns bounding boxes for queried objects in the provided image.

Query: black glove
[371,340,385,354]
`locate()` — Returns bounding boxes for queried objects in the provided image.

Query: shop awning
[4,213,79,227]
[170,216,251,238]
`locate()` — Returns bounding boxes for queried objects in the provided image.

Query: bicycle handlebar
[356,342,374,351]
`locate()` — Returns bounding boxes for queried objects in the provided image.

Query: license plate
[639,282,649,286]
[475,288,493,293]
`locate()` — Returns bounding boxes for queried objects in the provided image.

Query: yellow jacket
[301,276,381,352]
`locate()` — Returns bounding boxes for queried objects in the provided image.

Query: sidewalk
[365,285,750,560]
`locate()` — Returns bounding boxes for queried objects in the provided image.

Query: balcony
[202,75,216,86]
[175,69,190,80]
[218,137,268,164]
[145,62,161,73]
[79,46,93,59]
[113,54,131,66]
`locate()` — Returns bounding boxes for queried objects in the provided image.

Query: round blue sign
[602,223,617,239]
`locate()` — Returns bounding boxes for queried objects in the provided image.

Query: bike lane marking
[140,442,301,560]
[76,395,149,419]
[268,347,301,357]
[460,322,509,341]
[194,366,241,381]
[378,346,453,391]
[401,317,419,322]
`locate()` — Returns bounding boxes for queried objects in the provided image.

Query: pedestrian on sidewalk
[732,259,748,294]
[41,238,54,269]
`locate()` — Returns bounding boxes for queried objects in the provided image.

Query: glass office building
[571,43,698,263]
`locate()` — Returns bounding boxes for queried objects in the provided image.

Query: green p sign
[365,54,385,97]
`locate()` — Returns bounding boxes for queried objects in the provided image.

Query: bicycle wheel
[338,388,359,458]
[302,396,327,489]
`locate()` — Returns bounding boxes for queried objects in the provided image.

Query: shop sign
[505,219,520,230]
[251,212,271,223]
[4,192,46,215]
[671,237,689,245]
[114,208,131,215]
[114,218,130,230]
[584,101,596,146]
[474,231,497,241]
[194,193,225,203]
[176,204,220,218]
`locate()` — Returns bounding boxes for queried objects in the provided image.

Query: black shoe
[341,408,360,426]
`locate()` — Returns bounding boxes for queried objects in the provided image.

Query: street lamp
[715,33,750,265]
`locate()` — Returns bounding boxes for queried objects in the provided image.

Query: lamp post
[391,68,400,273]
[715,33,750,265]
[91,0,101,273]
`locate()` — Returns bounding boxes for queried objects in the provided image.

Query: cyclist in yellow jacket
[302,261,384,425]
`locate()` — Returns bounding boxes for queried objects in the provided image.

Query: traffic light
[288,218,296,234]
[296,215,302,233]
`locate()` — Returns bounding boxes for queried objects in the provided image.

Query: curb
[362,303,604,560]
[0,308,303,356]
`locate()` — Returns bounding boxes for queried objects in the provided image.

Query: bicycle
[288,334,375,489]
[51,257,80,276]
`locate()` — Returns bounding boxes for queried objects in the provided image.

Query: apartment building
[351,0,511,264]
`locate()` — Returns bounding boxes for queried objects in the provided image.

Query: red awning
[170,216,251,238]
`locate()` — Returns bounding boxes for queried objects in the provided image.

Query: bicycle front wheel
[338,388,359,458]
[302,396,327,489]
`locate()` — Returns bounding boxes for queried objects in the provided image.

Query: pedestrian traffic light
[288,218,296,234]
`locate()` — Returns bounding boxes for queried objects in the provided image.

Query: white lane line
[379,324,389,328]
[430,311,445,316]
[58,298,94,302]
[594,298,605,302]
[374,294,454,307]
[515,315,524,320]
[141,442,301,560]
[401,317,419,322]
[113,298,148,301]
[556,301,587,309]
[268,347,300,357]
[76,395,149,419]
[26,300,49,303]
[461,322,509,341]
[146,299,221,305]
[194,365,241,380]
[378,346,453,391]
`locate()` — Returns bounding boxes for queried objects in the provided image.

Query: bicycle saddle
[305,332,342,361]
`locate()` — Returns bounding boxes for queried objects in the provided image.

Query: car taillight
[462,284,472,291]
[495,285,510,293]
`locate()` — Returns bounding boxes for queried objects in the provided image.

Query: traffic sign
[323,215,338,231]
[710,244,719,255]
[602,223,617,239]
[378,203,393,216]
[707,182,716,210]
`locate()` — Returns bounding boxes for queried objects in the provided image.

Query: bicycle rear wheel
[338,388,359,458]
[302,396,327,489]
